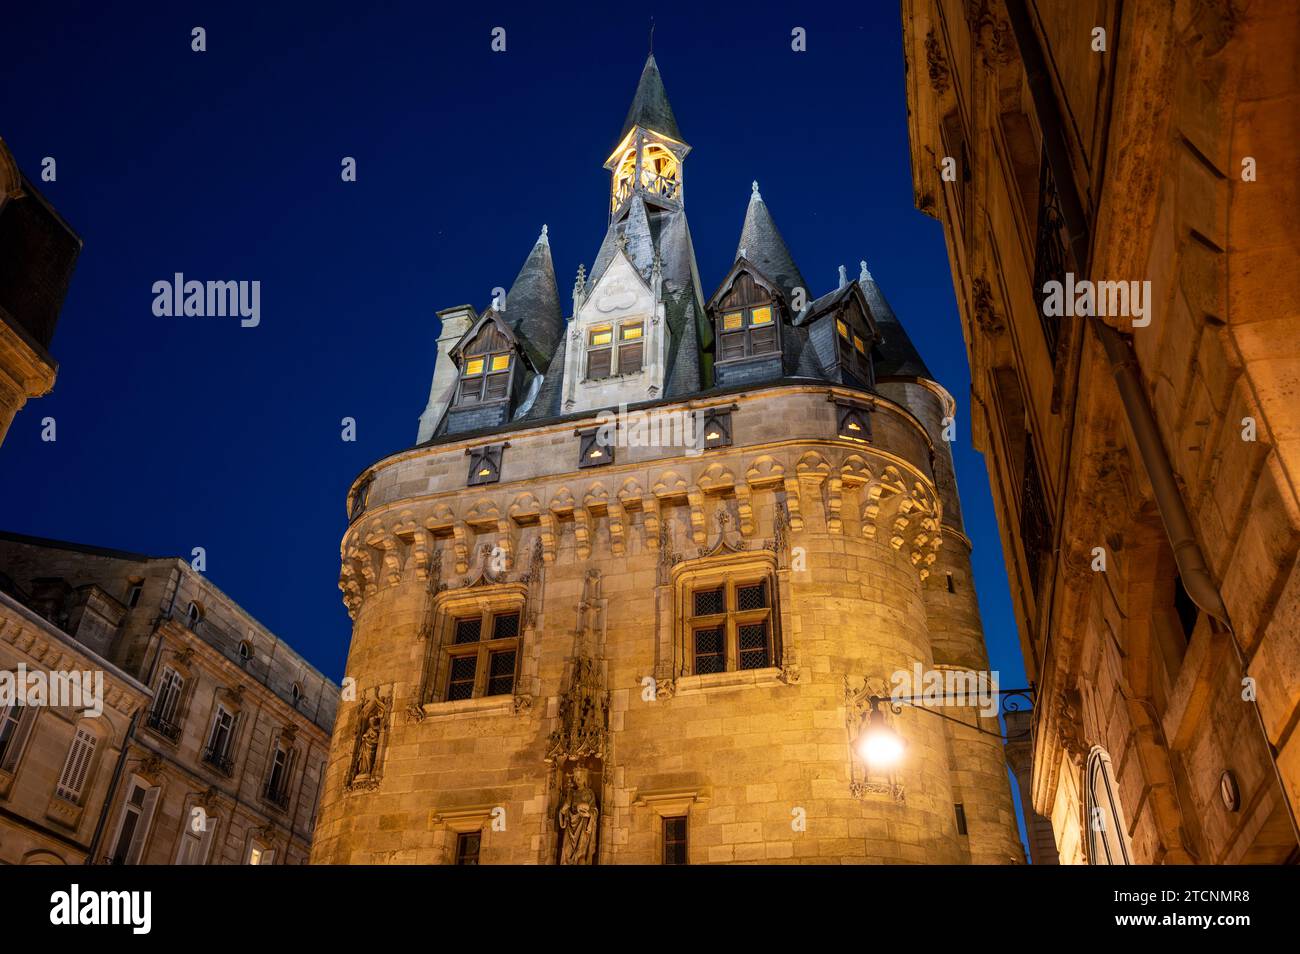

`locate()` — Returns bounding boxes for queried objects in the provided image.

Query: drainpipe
[1002,0,1299,844]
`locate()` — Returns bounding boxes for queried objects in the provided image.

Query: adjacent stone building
[313,55,1024,865]
[0,136,80,448]
[903,0,1299,862]
[0,532,340,864]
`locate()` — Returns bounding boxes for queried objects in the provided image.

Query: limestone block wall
[313,384,1023,864]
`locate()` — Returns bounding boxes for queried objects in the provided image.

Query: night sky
[0,2,1028,706]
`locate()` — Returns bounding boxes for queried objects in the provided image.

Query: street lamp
[855,696,905,770]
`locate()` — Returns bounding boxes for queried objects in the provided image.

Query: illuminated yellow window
[590,328,613,346]
[620,323,643,341]
[853,335,866,354]
[723,312,743,330]
[750,307,773,325]
[836,319,849,339]
[490,354,510,371]
[464,358,485,376]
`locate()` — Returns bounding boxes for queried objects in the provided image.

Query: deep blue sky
[0,1,1027,701]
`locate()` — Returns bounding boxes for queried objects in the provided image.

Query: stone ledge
[675,667,785,695]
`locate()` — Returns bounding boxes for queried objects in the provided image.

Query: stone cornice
[339,441,944,618]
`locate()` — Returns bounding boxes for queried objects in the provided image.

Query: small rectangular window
[590,328,613,346]
[737,622,770,670]
[750,306,772,325]
[722,312,743,330]
[954,803,968,836]
[693,628,725,674]
[464,357,485,376]
[456,831,482,865]
[736,581,767,611]
[693,588,725,616]
[492,613,520,639]
[446,656,477,701]
[836,318,849,338]
[620,323,643,341]
[662,816,688,865]
[490,354,510,371]
[853,334,866,354]
[485,650,517,697]
[126,582,143,608]
[454,618,482,644]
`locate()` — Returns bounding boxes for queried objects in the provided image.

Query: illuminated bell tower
[604,54,690,220]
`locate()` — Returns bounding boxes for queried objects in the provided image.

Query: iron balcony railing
[201,744,234,777]
[144,710,182,743]
[262,783,290,811]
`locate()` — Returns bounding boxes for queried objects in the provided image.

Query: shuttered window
[55,727,97,803]
[716,305,778,360]
[457,351,512,404]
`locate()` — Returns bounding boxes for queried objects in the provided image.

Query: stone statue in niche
[557,765,599,865]
[348,692,390,790]
[355,713,381,778]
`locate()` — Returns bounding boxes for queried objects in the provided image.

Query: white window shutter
[126,786,159,864]
[56,728,97,802]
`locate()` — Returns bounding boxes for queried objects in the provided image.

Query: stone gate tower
[311,55,1024,865]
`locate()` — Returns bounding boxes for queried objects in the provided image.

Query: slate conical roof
[505,226,563,370]
[735,182,808,307]
[859,261,932,380]
[619,54,683,143]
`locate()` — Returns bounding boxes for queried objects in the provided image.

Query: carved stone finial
[615,231,628,252]
[838,264,848,289]
[539,224,549,245]
[751,180,761,200]
[860,260,872,283]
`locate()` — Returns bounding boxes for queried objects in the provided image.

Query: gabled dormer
[443,309,528,434]
[707,259,786,387]
[802,280,880,391]
[561,241,668,412]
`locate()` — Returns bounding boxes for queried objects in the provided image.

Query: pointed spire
[505,229,563,369]
[619,54,683,143]
[858,264,932,380]
[735,183,807,305]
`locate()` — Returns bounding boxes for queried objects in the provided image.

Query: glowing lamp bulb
[847,421,861,431]
[856,709,904,769]
[706,430,720,440]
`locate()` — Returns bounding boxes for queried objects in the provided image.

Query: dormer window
[718,305,777,361]
[458,352,511,405]
[586,321,643,380]
[835,316,873,383]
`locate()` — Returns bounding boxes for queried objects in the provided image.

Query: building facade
[0,136,80,448]
[904,0,1299,863]
[0,532,340,864]
[312,55,1024,865]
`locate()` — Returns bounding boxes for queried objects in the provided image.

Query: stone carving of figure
[354,713,382,778]
[557,766,599,865]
